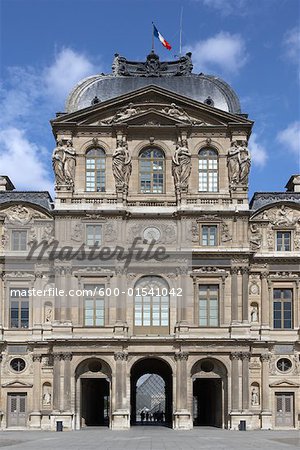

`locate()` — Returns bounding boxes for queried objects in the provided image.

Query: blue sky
[0,0,299,197]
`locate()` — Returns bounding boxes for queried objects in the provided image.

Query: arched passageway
[75,358,111,428]
[131,358,173,426]
[191,358,228,428]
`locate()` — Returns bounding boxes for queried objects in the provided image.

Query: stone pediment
[52,85,252,131]
[269,379,300,388]
[251,204,300,225]
[2,380,33,388]
[0,204,50,224]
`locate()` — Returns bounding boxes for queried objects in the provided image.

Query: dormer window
[86,148,106,192]
[139,148,165,194]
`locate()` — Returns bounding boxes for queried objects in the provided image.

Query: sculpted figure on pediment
[6,205,31,224]
[163,103,192,124]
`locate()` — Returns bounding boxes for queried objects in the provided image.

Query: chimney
[285,175,300,193]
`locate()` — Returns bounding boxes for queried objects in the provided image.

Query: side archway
[191,357,228,428]
[75,358,112,429]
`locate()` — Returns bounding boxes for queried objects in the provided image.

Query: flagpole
[179,6,183,56]
[152,22,154,52]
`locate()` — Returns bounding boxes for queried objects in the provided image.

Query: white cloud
[44,48,96,104]
[199,0,248,16]
[0,128,52,191]
[184,32,247,74]
[283,27,300,64]
[0,48,97,191]
[277,121,300,157]
[248,133,268,167]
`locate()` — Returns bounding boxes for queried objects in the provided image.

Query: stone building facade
[0,52,299,431]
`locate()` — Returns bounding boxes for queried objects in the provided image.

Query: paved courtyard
[0,427,299,450]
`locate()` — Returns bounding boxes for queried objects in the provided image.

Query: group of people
[140,410,165,423]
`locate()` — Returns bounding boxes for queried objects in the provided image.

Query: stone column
[112,351,129,430]
[260,353,272,429]
[174,351,191,429]
[30,354,42,427]
[62,353,72,411]
[180,267,189,324]
[242,267,249,323]
[261,272,269,327]
[231,267,239,323]
[241,352,250,410]
[54,266,62,322]
[230,352,240,411]
[0,355,3,427]
[53,353,61,411]
[260,353,271,411]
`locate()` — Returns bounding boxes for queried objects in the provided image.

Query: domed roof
[66,52,241,115]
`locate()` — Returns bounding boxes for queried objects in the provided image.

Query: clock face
[143,227,161,243]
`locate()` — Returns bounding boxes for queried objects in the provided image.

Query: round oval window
[276,358,292,372]
[10,358,26,372]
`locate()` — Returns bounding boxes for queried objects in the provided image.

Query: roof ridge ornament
[112,51,193,77]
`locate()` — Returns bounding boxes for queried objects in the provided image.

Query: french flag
[153,23,172,50]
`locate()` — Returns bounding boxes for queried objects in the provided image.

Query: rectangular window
[199,285,219,327]
[201,225,218,246]
[86,225,102,247]
[276,231,291,251]
[273,288,292,329]
[11,231,27,251]
[9,288,29,328]
[84,284,105,326]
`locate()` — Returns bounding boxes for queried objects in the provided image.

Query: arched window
[198,148,218,192]
[86,148,106,192]
[134,276,169,334]
[139,148,165,194]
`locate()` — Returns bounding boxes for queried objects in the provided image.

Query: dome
[66,52,241,115]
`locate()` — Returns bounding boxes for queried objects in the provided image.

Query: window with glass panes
[84,284,105,326]
[134,276,169,334]
[199,285,219,326]
[198,148,218,192]
[276,231,291,251]
[9,288,29,328]
[201,225,218,246]
[86,148,106,192]
[139,148,165,193]
[86,225,102,246]
[273,288,293,329]
[11,230,27,251]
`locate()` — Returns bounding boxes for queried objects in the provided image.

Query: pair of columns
[231,351,271,412]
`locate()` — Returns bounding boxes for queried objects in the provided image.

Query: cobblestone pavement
[0,427,299,450]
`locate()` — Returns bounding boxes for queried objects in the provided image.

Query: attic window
[204,96,214,107]
[91,96,100,106]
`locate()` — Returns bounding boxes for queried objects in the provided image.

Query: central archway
[130,358,173,426]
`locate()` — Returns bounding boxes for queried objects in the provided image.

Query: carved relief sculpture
[250,305,259,323]
[42,384,52,406]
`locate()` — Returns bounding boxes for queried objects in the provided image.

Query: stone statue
[227,140,251,187]
[239,141,251,185]
[227,141,240,185]
[172,138,192,191]
[249,224,262,250]
[112,138,132,191]
[64,140,76,185]
[52,140,76,187]
[250,305,258,323]
[45,305,53,323]
[113,103,139,122]
[52,140,65,186]
[42,385,52,406]
[251,386,260,406]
